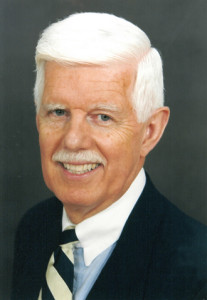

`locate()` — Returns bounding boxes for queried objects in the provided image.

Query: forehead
[43,61,136,104]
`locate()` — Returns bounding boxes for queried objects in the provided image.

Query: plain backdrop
[1,0,207,298]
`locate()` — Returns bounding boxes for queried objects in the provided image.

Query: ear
[36,114,39,133]
[140,107,170,158]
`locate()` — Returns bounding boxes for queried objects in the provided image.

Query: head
[34,13,169,223]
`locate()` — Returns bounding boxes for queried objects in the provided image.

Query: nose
[63,112,92,151]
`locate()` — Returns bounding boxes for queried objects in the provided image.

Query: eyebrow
[42,103,67,111]
[41,102,122,114]
[89,103,121,113]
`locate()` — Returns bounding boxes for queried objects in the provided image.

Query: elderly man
[11,13,206,300]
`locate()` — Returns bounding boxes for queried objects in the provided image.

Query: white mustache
[52,150,107,166]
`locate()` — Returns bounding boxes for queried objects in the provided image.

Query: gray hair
[34,12,164,122]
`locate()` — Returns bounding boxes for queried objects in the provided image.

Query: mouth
[61,163,101,175]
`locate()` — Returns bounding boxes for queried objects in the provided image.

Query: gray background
[1,0,207,298]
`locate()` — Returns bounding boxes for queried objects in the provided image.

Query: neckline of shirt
[62,168,146,266]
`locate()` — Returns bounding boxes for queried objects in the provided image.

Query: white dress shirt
[62,168,146,299]
[62,168,146,265]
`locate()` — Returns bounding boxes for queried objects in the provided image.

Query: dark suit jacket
[11,177,207,300]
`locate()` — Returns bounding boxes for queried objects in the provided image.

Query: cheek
[39,127,62,156]
[39,134,51,158]
[98,131,122,153]
[39,132,59,188]
[97,130,137,164]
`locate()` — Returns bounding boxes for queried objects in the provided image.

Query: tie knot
[60,228,78,245]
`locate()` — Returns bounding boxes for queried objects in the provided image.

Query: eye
[53,109,65,116]
[98,114,111,122]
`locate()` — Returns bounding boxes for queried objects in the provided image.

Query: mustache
[52,150,107,166]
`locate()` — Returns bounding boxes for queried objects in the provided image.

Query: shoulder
[139,174,207,271]
[13,197,63,268]
[156,193,207,260]
[155,185,207,246]
[15,197,63,247]
[143,174,207,238]
[144,177,207,297]
[17,197,62,227]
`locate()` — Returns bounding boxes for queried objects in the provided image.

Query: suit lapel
[87,177,165,300]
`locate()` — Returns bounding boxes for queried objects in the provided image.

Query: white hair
[34,12,164,122]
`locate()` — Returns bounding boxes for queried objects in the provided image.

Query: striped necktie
[38,227,78,300]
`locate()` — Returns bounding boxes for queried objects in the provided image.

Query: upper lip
[59,161,101,165]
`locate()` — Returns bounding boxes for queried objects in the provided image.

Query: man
[11,12,207,300]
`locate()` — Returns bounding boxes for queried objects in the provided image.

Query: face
[36,61,148,222]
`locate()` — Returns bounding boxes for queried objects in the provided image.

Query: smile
[62,163,100,174]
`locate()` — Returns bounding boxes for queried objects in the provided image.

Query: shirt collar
[62,168,146,266]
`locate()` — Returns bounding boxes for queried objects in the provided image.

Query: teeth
[63,163,100,174]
